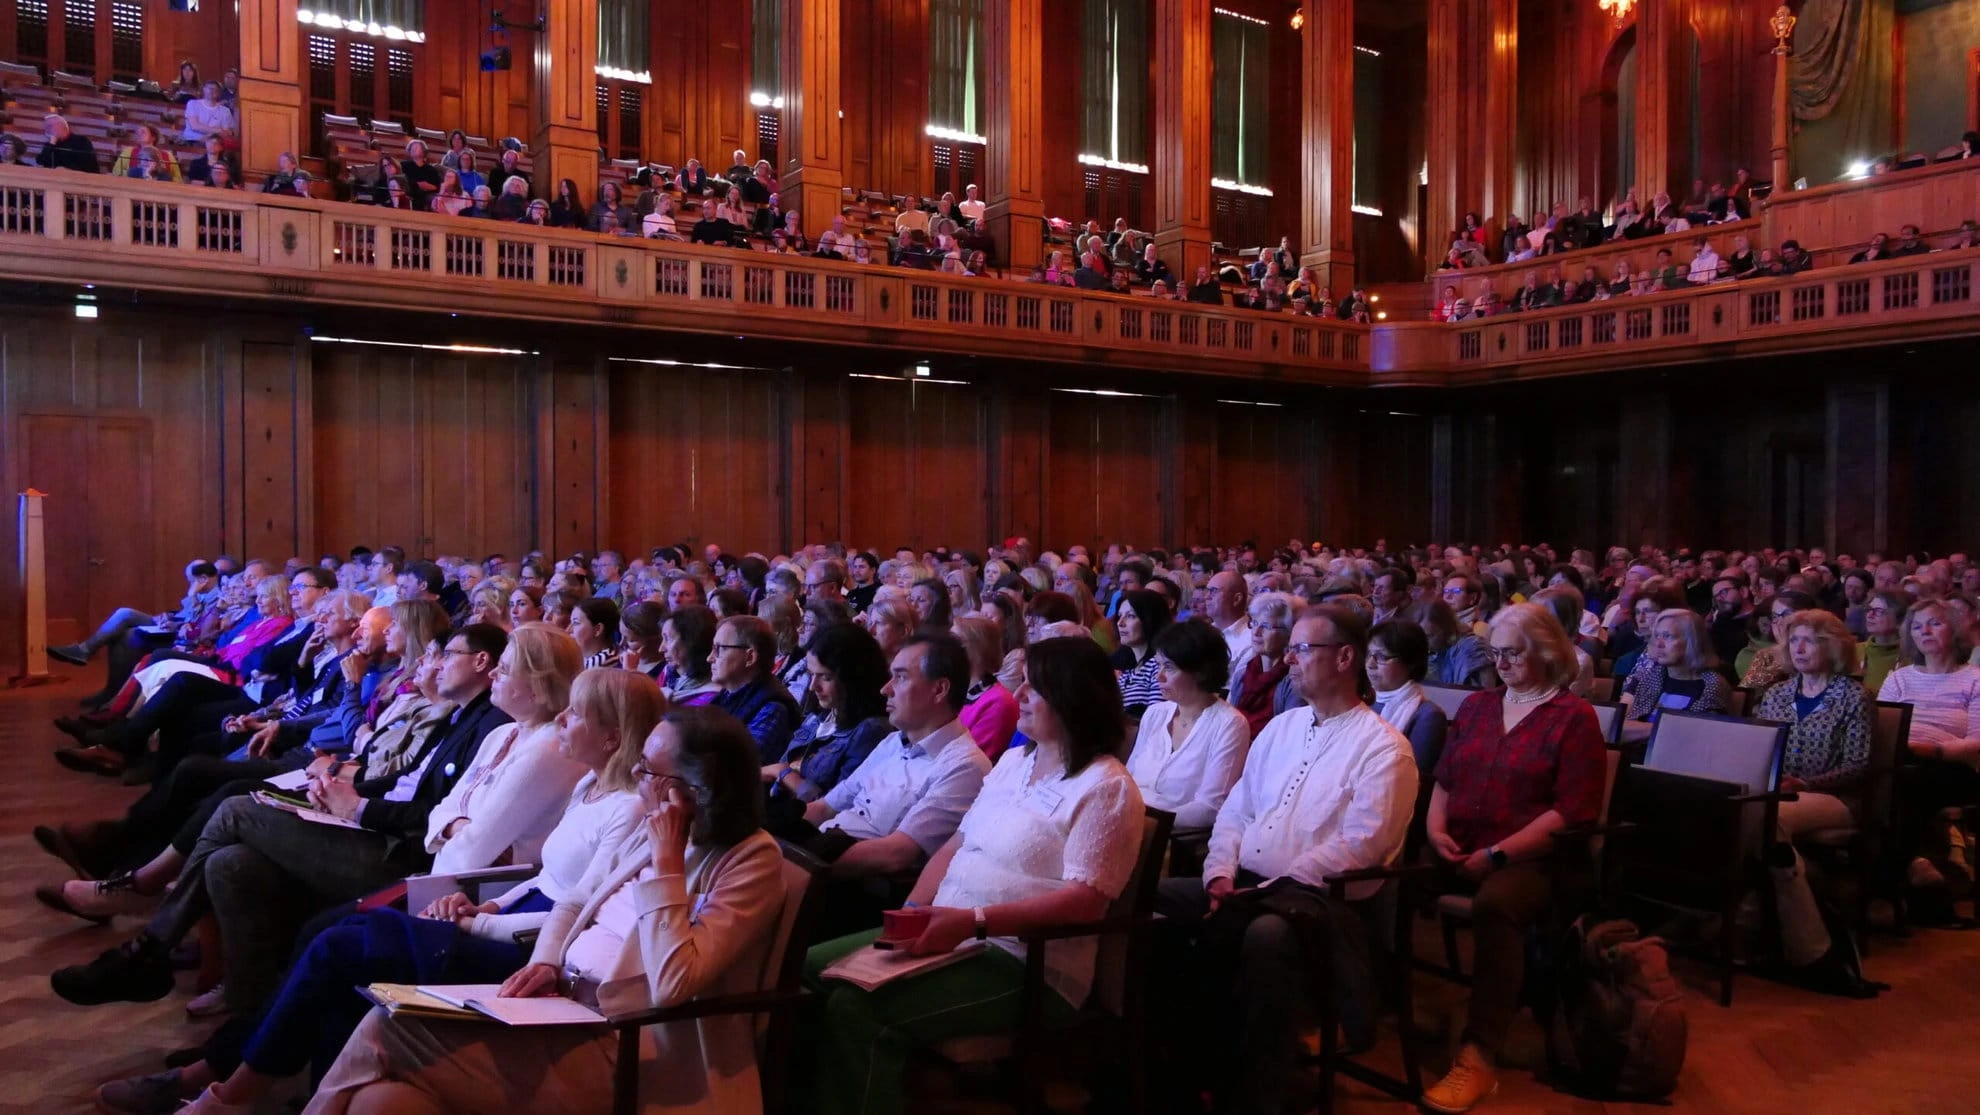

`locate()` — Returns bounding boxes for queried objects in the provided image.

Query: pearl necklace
[1505,686,1559,705]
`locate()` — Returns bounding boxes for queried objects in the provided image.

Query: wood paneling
[1043,390,1167,553]
[608,364,785,555]
[649,6,752,171]
[843,0,930,202]
[844,377,986,551]
[420,0,536,148]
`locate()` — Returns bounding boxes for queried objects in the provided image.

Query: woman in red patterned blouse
[1420,603,1607,1114]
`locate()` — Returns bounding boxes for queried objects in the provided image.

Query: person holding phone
[306,706,786,1115]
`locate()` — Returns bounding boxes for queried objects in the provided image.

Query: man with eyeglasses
[1441,574,1488,638]
[804,558,847,603]
[590,551,626,602]
[1707,572,1754,667]
[1155,605,1418,1115]
[709,616,801,764]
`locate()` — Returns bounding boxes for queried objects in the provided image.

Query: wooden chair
[1725,686,1752,717]
[1794,700,1912,952]
[1605,710,1791,1005]
[1589,699,1625,745]
[593,840,825,1115]
[929,806,1176,1113]
[1303,862,1436,1113]
[1420,682,1478,723]
[1586,675,1617,704]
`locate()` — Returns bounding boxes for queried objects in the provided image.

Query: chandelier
[1597,0,1633,22]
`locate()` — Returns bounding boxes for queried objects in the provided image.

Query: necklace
[1505,686,1558,705]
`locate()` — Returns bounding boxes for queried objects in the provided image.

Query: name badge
[1027,787,1064,814]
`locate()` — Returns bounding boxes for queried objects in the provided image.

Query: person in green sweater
[1858,589,1905,697]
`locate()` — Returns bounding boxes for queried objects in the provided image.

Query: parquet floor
[3,664,1980,1114]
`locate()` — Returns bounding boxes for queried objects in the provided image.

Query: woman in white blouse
[803,635,1147,1115]
[307,705,788,1115]
[1126,618,1249,830]
[425,623,589,874]
[145,669,666,1115]
[1879,598,1980,894]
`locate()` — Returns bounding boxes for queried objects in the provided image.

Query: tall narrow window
[751,0,782,107]
[385,45,413,125]
[18,0,51,66]
[1351,45,1381,212]
[1080,0,1149,170]
[929,0,985,142]
[597,0,650,82]
[109,0,143,79]
[1211,8,1269,191]
[62,0,96,75]
[347,39,375,114]
[295,0,425,39]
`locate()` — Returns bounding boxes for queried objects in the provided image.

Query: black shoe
[54,716,105,744]
[55,745,126,777]
[50,935,175,1006]
[33,823,115,880]
[47,643,90,667]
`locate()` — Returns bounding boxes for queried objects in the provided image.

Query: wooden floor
[4,665,1980,1114]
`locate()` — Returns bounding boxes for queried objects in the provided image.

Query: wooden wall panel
[1038,0,1087,224]
[420,0,537,146]
[844,378,985,552]
[844,0,931,200]
[232,340,307,564]
[608,366,785,555]
[1043,391,1166,554]
[650,6,753,170]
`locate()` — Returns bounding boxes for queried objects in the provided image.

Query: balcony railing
[0,165,1370,381]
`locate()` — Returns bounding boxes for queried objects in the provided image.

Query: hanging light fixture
[1290,6,1305,30]
[1597,0,1634,23]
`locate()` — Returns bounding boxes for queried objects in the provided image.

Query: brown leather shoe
[54,745,126,777]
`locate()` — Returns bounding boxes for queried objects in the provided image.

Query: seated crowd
[28,531,1980,1115]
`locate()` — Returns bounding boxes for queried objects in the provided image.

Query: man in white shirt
[1687,235,1722,284]
[957,183,986,222]
[1203,571,1252,676]
[797,633,990,934]
[816,215,856,259]
[1156,605,1418,1115]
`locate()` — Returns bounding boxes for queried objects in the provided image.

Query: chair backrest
[1092,806,1175,1019]
[1642,710,1784,794]
[1589,699,1624,744]
[1421,683,1476,722]
[754,841,826,1115]
[1725,687,1751,717]
[1865,700,1913,838]
[1596,746,1625,826]
[1586,675,1617,704]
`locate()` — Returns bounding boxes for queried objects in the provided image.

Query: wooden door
[18,415,91,642]
[85,417,154,629]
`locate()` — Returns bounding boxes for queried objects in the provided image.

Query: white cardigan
[467,773,643,942]
[1123,699,1251,829]
[424,720,588,875]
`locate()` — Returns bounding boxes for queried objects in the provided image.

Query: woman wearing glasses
[1421,604,1606,1114]
[1413,599,1499,689]
[1741,590,1820,690]
[1857,589,1906,697]
[124,670,666,1115]
[1231,592,1301,738]
[308,706,786,1115]
[1622,608,1731,722]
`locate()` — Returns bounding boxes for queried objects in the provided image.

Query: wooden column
[1299,0,1356,293]
[533,0,600,202]
[1152,0,1213,281]
[780,0,846,241]
[985,0,1047,272]
[1633,0,1690,201]
[1476,0,1517,232]
[235,0,302,174]
[1769,4,1796,191]
[1424,0,1460,272]
[1618,390,1672,550]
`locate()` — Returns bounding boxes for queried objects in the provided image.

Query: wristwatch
[972,906,989,940]
[1487,846,1510,870]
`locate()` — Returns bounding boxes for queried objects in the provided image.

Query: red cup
[879,906,931,944]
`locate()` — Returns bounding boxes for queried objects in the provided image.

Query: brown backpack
[1544,915,1688,1099]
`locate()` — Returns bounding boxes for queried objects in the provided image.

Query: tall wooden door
[17,414,155,643]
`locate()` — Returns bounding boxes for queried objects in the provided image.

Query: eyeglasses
[1285,641,1348,658]
[440,647,476,658]
[1485,646,1528,664]
[711,642,751,653]
[1248,620,1290,632]
[632,763,689,789]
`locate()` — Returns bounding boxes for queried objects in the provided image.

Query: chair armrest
[1017,913,1159,944]
[1731,790,1799,805]
[1169,826,1212,844]
[605,987,809,1028]
[1322,863,1436,899]
[1551,821,1640,843]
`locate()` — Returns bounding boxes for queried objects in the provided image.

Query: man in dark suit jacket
[34,114,101,173]
[51,625,513,1007]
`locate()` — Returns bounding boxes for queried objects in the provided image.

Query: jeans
[80,607,155,654]
[1436,862,1553,1058]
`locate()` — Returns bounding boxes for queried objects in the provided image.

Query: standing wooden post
[9,489,52,687]
[1770,5,1796,193]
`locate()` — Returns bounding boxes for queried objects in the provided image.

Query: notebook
[358,983,482,1021]
[414,984,608,1026]
[818,942,983,992]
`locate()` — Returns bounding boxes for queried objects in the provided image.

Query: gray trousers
[145,796,413,1010]
[1158,876,1375,1115]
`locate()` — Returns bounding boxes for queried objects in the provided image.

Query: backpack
[1543,915,1687,1099]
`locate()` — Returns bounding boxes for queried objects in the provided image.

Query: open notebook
[818,942,983,992]
[412,984,608,1026]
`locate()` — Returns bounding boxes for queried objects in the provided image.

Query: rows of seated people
[1437,133,1980,273]
[27,531,1980,1114]
[1432,218,1980,321]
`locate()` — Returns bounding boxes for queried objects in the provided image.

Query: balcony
[0,162,1975,385]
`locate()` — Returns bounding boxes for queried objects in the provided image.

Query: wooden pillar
[1426,0,1515,273]
[1299,0,1356,293]
[1633,0,1690,201]
[1152,0,1213,281]
[1826,379,1889,558]
[533,0,600,203]
[780,0,846,241]
[1769,4,1795,191]
[235,0,302,175]
[1424,0,1460,273]
[1477,0,1517,231]
[985,0,1047,272]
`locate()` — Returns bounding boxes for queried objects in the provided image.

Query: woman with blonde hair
[1751,609,1877,992]
[1622,607,1730,722]
[1421,603,1606,1111]
[953,616,1019,760]
[423,623,588,874]
[134,668,667,1115]
[865,596,916,662]
[1880,597,1980,897]
[469,578,513,629]
[944,567,982,616]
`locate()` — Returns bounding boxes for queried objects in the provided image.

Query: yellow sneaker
[1421,1043,1498,1114]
